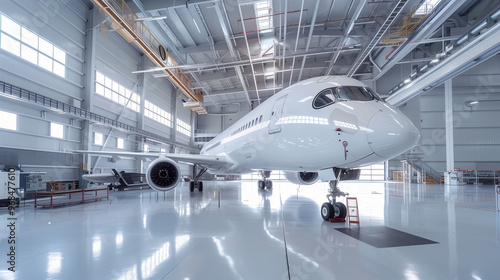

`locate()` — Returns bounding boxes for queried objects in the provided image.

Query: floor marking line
[279,185,292,280]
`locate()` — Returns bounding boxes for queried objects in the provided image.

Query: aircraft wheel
[265,180,273,189]
[258,180,265,190]
[189,181,195,192]
[334,202,347,219]
[321,203,334,221]
[198,181,203,192]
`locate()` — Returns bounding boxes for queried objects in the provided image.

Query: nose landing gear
[321,168,348,221]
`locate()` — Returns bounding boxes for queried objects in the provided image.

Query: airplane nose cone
[367,110,420,159]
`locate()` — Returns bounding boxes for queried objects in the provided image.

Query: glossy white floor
[1,181,499,280]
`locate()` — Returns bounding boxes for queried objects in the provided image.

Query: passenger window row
[231,115,263,136]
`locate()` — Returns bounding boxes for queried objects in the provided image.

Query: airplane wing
[82,173,118,183]
[71,150,231,168]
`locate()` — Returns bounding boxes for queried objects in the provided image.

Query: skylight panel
[415,0,441,15]
[254,0,273,34]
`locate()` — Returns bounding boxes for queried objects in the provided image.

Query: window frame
[312,88,337,109]
[0,14,66,78]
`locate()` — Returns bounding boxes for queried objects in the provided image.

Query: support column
[171,90,178,146]
[136,55,146,172]
[445,79,454,172]
[81,8,98,184]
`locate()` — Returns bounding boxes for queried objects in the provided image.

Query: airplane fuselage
[201,76,419,175]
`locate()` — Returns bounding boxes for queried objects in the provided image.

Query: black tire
[334,202,347,219]
[265,180,273,189]
[258,180,265,189]
[321,203,334,221]
[198,181,203,192]
[189,181,195,192]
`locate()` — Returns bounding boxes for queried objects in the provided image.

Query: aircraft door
[268,95,287,134]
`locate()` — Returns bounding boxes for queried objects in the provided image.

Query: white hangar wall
[0,0,88,180]
[383,54,500,175]
[0,1,194,182]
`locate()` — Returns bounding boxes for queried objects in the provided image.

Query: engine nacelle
[284,171,319,185]
[146,158,181,192]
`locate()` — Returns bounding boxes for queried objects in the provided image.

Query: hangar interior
[1,0,500,279]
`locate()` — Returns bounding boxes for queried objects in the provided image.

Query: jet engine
[284,171,319,185]
[146,158,181,192]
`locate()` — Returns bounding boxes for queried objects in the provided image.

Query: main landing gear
[190,165,207,192]
[258,170,273,190]
[321,168,348,221]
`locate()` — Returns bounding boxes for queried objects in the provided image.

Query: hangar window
[313,88,336,109]
[96,71,141,113]
[117,138,124,149]
[50,123,64,139]
[177,119,191,137]
[145,100,171,127]
[0,110,17,131]
[0,14,66,77]
[94,133,103,146]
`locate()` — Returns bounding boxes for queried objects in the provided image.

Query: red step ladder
[346,197,359,225]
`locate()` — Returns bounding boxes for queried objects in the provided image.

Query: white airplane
[75,76,419,221]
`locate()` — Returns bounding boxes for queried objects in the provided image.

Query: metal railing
[401,153,443,183]
[0,80,177,146]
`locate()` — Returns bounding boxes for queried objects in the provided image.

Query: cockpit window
[366,87,383,101]
[336,86,375,101]
[313,86,383,109]
[313,88,336,109]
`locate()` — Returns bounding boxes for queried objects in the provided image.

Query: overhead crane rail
[92,0,206,114]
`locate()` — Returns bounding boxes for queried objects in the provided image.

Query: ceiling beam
[214,2,252,107]
[346,0,409,77]
[386,21,500,106]
[373,0,470,80]
[297,0,321,82]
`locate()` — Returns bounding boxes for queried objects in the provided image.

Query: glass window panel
[21,44,37,64]
[112,81,119,92]
[38,37,53,57]
[1,33,20,56]
[105,76,112,89]
[313,89,335,109]
[112,91,119,102]
[96,71,104,84]
[38,54,53,72]
[50,122,64,138]
[105,88,112,99]
[53,61,65,77]
[94,133,103,145]
[117,138,124,149]
[53,46,65,64]
[1,16,21,39]
[0,110,17,130]
[96,84,104,95]
[21,27,38,48]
